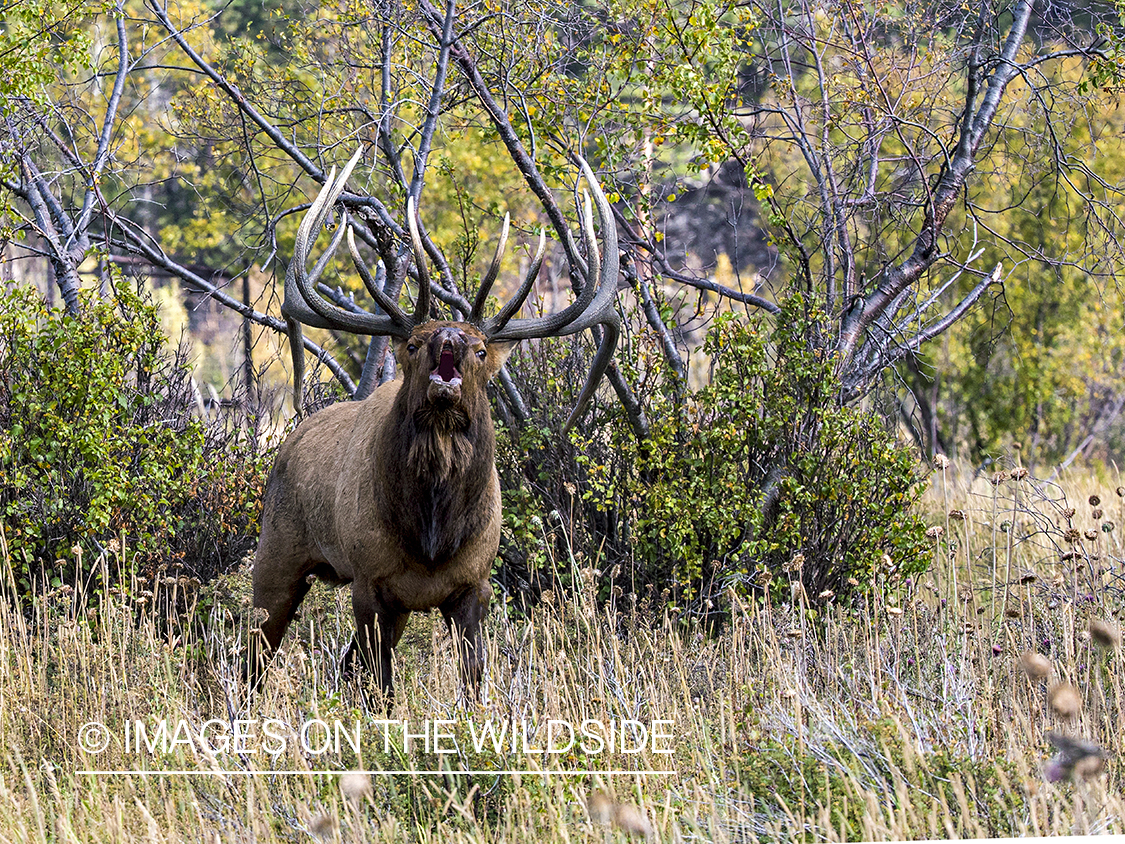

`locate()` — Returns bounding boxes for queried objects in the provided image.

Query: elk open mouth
[430,348,462,387]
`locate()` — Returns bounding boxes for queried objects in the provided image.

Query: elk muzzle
[426,326,469,403]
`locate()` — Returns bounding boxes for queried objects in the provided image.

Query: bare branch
[106,218,356,392]
[836,0,1036,383]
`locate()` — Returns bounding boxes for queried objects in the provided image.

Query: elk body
[249,151,619,698]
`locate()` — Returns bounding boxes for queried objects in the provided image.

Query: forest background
[3,0,1125,839]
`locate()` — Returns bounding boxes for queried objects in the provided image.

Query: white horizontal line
[76,769,676,777]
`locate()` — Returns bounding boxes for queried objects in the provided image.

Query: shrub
[497,297,931,617]
[0,287,264,597]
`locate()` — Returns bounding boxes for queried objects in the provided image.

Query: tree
[3,0,1124,449]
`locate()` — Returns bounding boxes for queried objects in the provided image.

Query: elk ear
[484,340,517,376]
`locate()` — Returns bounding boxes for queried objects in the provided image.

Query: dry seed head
[1064,528,1081,544]
[1020,650,1051,679]
[1013,441,1022,450]
[1063,507,1076,520]
[785,553,805,573]
[1019,570,1037,584]
[1092,508,1104,520]
[1011,467,1029,480]
[990,471,1006,486]
[1084,529,1099,541]
[586,791,615,824]
[613,804,653,837]
[949,509,966,521]
[1089,619,1121,649]
[925,525,944,540]
[308,813,333,839]
[933,454,950,470]
[1103,521,1115,533]
[1089,494,1102,507]
[1048,683,1082,718]
[1075,755,1107,779]
[1118,486,1125,497]
[1045,732,1109,783]
[340,771,372,801]
[818,589,835,600]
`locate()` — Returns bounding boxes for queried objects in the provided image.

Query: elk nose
[432,326,467,355]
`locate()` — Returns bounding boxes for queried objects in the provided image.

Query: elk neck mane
[375,384,496,564]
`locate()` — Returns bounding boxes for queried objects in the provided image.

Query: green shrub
[0,287,264,597]
[498,297,931,616]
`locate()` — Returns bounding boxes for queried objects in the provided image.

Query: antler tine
[578,188,600,295]
[489,158,615,342]
[469,212,510,322]
[346,227,410,326]
[543,157,620,336]
[407,196,432,325]
[487,156,621,429]
[284,147,413,338]
[483,228,546,335]
[306,205,350,288]
[562,314,619,433]
[558,179,618,431]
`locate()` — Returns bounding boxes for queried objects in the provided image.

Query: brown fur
[249,322,514,699]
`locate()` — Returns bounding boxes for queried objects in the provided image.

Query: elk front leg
[440,581,492,695]
[247,556,313,692]
[349,584,409,699]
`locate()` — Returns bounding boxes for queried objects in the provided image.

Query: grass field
[1,460,1123,841]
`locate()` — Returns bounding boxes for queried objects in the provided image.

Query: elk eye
[407,344,417,354]
[476,349,487,361]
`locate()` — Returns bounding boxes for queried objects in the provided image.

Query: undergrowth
[0,287,267,598]
[1,460,1123,841]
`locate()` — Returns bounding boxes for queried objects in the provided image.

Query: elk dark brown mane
[248,150,619,700]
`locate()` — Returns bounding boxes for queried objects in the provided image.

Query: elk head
[249,150,619,703]
[279,148,620,428]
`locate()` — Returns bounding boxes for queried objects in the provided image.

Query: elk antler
[284,148,413,338]
[478,158,620,431]
[284,150,620,427]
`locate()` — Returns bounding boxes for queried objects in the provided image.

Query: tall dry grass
[1,459,1123,841]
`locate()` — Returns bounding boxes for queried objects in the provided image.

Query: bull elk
[249,150,619,699]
